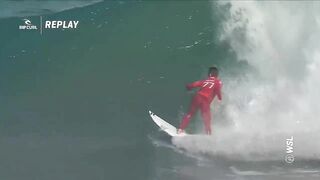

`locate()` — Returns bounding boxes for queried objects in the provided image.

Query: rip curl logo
[24,19,31,25]
[19,19,37,30]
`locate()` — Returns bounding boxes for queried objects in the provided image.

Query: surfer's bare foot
[177,129,185,134]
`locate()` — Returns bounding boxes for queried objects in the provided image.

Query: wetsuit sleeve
[216,81,222,100]
[186,80,203,90]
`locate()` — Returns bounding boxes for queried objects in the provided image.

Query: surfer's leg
[200,102,211,135]
[179,96,199,130]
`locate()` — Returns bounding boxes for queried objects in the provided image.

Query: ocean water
[0,1,320,180]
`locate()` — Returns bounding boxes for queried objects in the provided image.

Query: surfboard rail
[149,110,187,137]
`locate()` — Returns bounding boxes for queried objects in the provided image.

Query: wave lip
[0,0,103,19]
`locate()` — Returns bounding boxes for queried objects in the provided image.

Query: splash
[173,1,320,161]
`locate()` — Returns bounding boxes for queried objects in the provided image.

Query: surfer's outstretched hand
[186,84,192,90]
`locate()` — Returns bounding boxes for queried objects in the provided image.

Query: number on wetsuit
[203,82,214,88]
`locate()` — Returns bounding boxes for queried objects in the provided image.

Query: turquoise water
[1,1,320,180]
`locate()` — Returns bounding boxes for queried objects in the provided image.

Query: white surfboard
[149,111,187,137]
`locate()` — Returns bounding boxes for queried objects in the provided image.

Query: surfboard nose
[148,110,153,115]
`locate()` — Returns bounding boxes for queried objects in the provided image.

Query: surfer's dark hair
[208,66,219,77]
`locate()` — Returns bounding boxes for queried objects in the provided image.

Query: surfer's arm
[216,81,222,101]
[186,80,203,90]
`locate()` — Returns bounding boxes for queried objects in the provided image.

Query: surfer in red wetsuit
[178,66,222,135]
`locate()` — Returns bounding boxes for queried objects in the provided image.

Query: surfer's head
[208,66,219,77]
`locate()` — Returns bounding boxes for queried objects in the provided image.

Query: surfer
[178,66,222,135]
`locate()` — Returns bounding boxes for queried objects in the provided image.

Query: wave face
[1,1,320,180]
[0,0,102,19]
[173,1,320,161]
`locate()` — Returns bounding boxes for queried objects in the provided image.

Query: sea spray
[173,1,320,161]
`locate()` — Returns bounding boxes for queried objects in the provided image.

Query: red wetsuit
[179,76,222,134]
